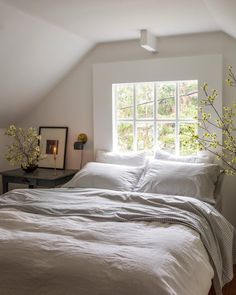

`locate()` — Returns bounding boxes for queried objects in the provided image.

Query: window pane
[156,82,176,119]
[116,84,134,119]
[114,80,199,156]
[136,83,154,119]
[117,122,134,152]
[157,123,175,152]
[136,122,154,152]
[179,123,198,155]
[179,81,198,119]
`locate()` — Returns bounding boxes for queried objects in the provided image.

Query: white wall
[0,128,11,193]
[93,55,222,152]
[11,31,236,227]
[219,36,236,226]
[0,128,11,170]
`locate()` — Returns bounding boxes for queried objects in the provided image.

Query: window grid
[176,82,179,155]
[153,83,157,149]
[133,84,137,151]
[114,81,197,154]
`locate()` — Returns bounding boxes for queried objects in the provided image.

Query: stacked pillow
[96,150,146,167]
[134,159,220,199]
[63,162,144,191]
[64,149,220,200]
[154,149,215,164]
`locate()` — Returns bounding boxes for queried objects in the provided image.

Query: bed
[0,151,235,295]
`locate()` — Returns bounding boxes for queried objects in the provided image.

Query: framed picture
[39,127,68,169]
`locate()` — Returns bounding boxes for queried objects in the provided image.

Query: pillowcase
[155,149,215,164]
[63,162,144,191]
[96,150,146,167]
[135,159,220,199]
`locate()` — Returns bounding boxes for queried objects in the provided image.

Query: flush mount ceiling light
[140,29,158,53]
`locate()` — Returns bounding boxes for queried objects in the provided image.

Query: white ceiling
[0,0,236,127]
[1,0,222,41]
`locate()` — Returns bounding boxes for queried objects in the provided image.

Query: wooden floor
[209,266,236,295]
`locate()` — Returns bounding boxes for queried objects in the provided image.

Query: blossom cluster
[5,125,45,169]
[188,67,236,175]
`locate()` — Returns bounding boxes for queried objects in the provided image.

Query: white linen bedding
[0,188,234,295]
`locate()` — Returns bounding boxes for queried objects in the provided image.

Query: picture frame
[38,126,68,170]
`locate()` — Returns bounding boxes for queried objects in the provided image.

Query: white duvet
[0,188,227,295]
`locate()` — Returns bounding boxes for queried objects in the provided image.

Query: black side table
[0,168,78,194]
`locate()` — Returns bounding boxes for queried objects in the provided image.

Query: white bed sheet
[0,188,215,295]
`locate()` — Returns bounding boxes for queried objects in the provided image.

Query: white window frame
[113,80,198,155]
[93,55,222,154]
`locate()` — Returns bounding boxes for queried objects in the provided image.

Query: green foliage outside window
[116,84,133,119]
[117,122,133,152]
[136,83,154,119]
[115,80,198,155]
[157,123,175,152]
[137,122,154,151]
[157,82,176,119]
[179,81,198,119]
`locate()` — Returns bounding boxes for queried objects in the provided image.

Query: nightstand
[0,168,78,194]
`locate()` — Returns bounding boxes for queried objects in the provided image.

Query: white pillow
[135,159,220,199]
[63,162,144,191]
[96,150,146,166]
[155,149,215,164]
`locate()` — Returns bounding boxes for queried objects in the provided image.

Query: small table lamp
[74,133,88,169]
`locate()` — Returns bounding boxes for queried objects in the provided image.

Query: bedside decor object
[53,146,57,175]
[74,133,88,169]
[39,127,68,170]
[78,133,88,144]
[187,66,236,175]
[21,164,38,173]
[5,125,44,173]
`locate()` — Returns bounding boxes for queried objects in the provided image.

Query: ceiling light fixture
[140,29,158,53]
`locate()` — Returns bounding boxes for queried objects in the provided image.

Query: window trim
[113,80,198,155]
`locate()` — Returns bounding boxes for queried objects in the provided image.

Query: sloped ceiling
[0,1,93,127]
[203,0,236,39]
[0,0,236,127]
[2,0,220,41]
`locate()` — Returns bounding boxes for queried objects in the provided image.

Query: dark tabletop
[0,168,78,180]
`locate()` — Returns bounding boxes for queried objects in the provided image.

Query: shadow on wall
[222,175,236,229]
[0,128,12,194]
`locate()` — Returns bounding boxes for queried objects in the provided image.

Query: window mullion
[133,84,137,152]
[154,82,157,151]
[113,85,117,151]
[176,82,179,155]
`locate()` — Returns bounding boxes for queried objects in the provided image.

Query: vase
[21,164,38,173]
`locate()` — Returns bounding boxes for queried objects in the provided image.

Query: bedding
[155,149,215,163]
[135,159,221,199]
[96,150,146,166]
[63,162,144,191]
[0,188,235,295]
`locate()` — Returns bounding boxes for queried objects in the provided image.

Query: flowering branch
[188,66,236,175]
[5,125,45,169]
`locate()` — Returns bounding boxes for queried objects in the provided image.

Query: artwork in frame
[39,127,68,170]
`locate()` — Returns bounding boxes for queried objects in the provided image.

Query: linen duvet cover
[0,188,235,295]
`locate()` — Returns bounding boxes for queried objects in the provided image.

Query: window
[113,80,198,155]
